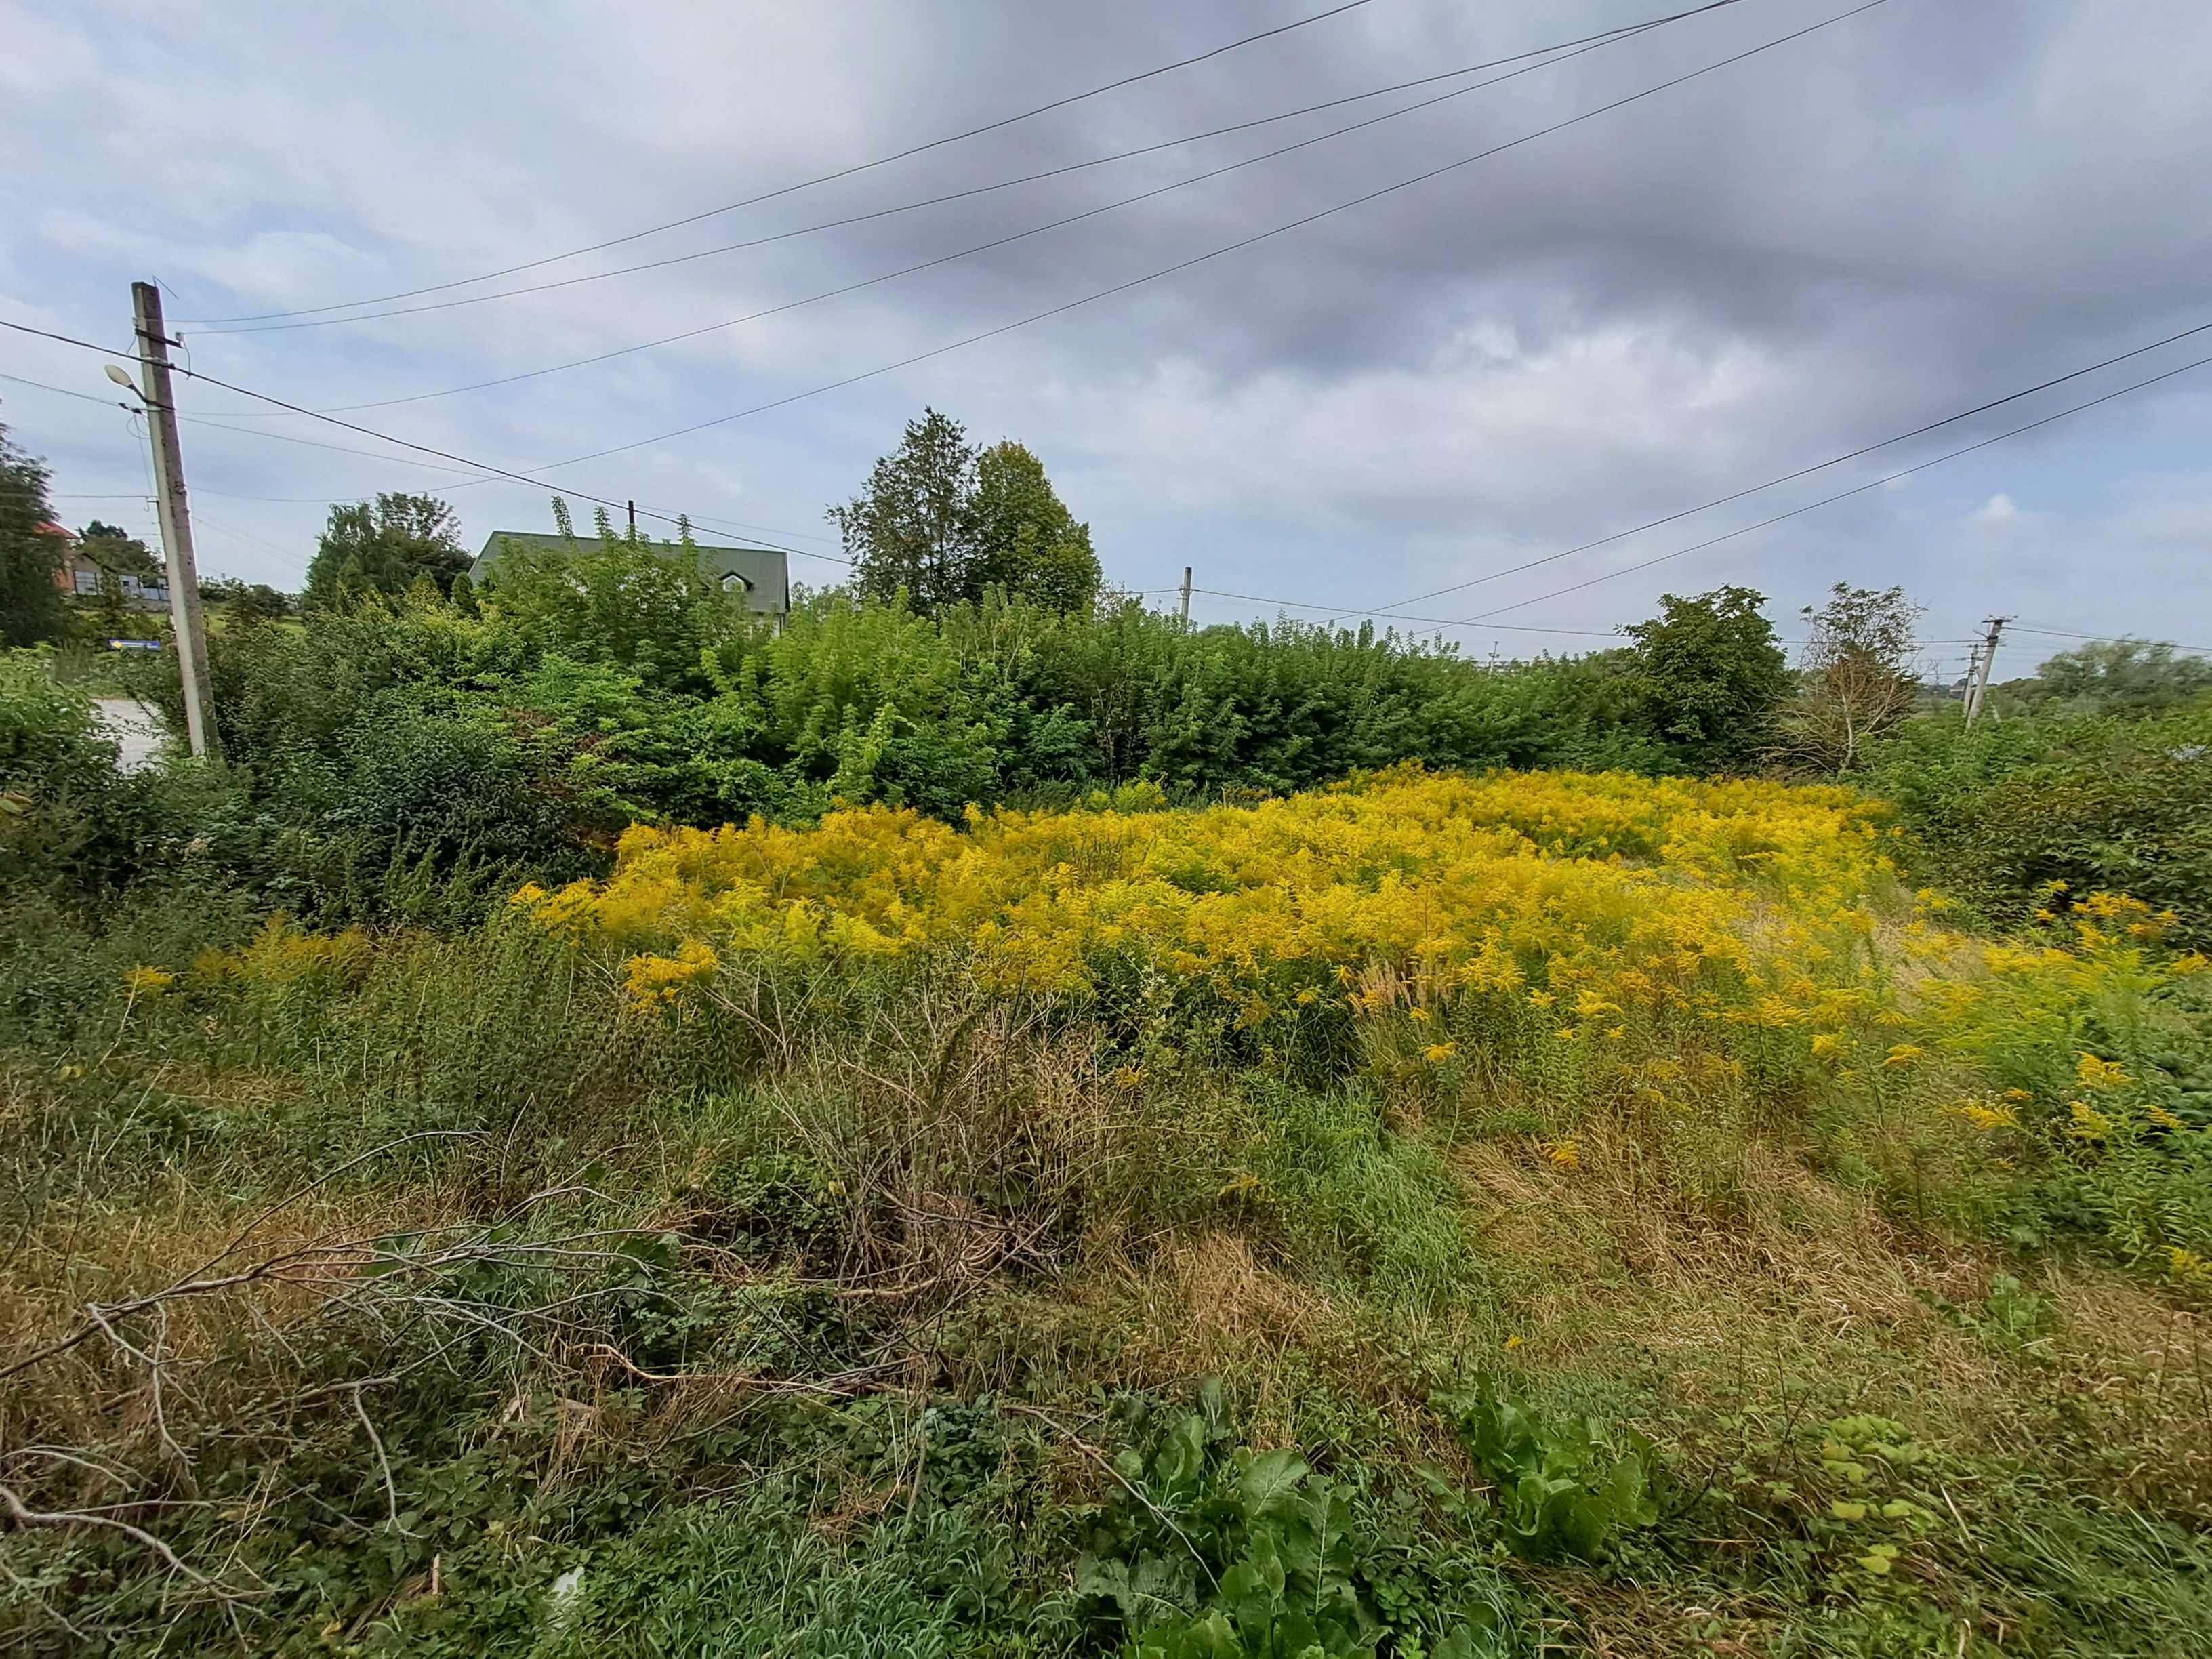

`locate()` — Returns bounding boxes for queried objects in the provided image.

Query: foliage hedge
[1865,703,2212,949]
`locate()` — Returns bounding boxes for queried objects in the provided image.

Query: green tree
[0,422,66,647]
[2020,638,2212,716]
[478,504,750,691]
[830,409,978,613]
[1771,583,1921,774]
[830,413,1103,615]
[304,492,468,605]
[968,441,1101,614]
[199,577,293,625]
[1623,586,1789,773]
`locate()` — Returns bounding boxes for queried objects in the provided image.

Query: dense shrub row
[1866,702,2212,950]
[87,539,1706,918]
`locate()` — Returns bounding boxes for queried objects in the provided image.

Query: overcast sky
[4,0,2209,674]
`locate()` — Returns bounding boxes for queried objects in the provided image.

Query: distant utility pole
[1964,616,2010,726]
[130,281,216,758]
[1179,565,1192,624]
[627,499,637,536]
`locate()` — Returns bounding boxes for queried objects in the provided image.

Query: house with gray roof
[472,531,789,619]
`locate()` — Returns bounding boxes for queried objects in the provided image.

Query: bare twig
[1,1446,131,1486]
[196,1129,489,1277]
[0,1550,91,1643]
[0,1481,213,1584]
[581,1343,905,1396]
[83,1305,185,1462]
[350,1385,412,1536]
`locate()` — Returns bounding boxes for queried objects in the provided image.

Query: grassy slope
[2,780,2209,1657]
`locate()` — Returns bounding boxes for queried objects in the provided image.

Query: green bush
[1077,1391,1511,1658]
[1437,1382,1659,1562]
[1865,703,2212,948]
[142,583,1732,920]
[0,649,182,893]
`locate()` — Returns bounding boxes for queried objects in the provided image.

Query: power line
[1358,319,2212,617]
[12,3,1863,516]
[175,0,1384,325]
[2,317,850,569]
[525,0,1886,475]
[194,1,1748,344]
[1443,346,2212,628]
[1,367,139,411]
[20,323,2207,656]
[1193,588,1622,636]
[5,356,848,547]
[2009,623,2212,654]
[192,509,307,567]
[1192,585,1986,646]
[205,3,1739,422]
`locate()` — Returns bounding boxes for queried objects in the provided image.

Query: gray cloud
[3,0,2208,653]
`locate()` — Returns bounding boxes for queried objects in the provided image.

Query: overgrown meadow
[2,581,2210,1658]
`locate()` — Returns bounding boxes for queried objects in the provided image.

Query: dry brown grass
[1448,1104,2212,1525]
[0,1187,454,1463]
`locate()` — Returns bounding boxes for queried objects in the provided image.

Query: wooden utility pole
[1178,565,1192,624]
[131,282,216,758]
[1964,616,2009,726]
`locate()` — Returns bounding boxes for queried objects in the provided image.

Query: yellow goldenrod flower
[2074,1052,2133,1090]
[621,940,720,1008]
[1946,1100,2018,1132]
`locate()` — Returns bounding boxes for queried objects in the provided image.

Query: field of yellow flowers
[9,764,2210,1656]
[516,765,2208,1289]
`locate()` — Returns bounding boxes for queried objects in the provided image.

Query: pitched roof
[472,531,787,614]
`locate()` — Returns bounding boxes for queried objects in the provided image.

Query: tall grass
[3,766,2209,1656]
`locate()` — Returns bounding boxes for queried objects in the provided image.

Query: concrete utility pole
[1964,616,2010,726]
[130,282,216,758]
[1178,565,1192,624]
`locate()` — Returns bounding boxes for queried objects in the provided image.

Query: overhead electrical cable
[193,1,1750,340]
[0,318,848,567]
[0,368,138,410]
[1443,348,2212,628]
[175,0,1385,324]
[12,323,2207,650]
[521,0,1887,475]
[1190,587,1990,644]
[217,0,1748,420]
[2,358,843,544]
[2009,623,2212,653]
[1354,318,2212,617]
